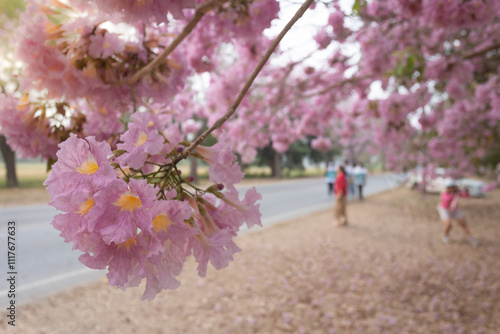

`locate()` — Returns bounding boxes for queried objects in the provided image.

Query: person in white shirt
[345,161,355,199]
[325,162,336,196]
[353,163,368,201]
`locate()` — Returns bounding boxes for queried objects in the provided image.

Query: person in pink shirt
[437,179,478,246]
[334,165,349,227]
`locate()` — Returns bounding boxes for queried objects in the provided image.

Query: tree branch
[464,43,500,60]
[126,0,227,85]
[300,75,371,98]
[174,0,315,164]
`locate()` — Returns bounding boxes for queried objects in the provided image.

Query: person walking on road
[353,163,368,201]
[325,162,336,196]
[334,165,349,227]
[345,161,355,199]
[438,179,479,247]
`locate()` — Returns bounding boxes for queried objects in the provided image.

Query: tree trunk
[190,156,198,182]
[0,135,19,188]
[380,149,387,172]
[272,150,282,179]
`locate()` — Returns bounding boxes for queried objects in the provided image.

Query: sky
[265,0,356,65]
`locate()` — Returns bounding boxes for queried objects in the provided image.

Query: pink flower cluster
[45,120,261,300]
[0,94,59,160]
[17,2,188,117]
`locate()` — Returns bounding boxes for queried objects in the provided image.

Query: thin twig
[126,0,227,85]
[300,75,371,98]
[464,43,500,60]
[174,0,316,164]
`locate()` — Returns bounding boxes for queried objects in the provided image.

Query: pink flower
[141,241,186,300]
[50,183,112,253]
[203,195,246,232]
[147,200,193,248]
[314,28,331,49]
[189,229,241,277]
[220,185,262,229]
[44,134,116,196]
[446,78,466,99]
[195,141,234,166]
[116,112,164,169]
[79,233,149,288]
[209,161,245,185]
[311,137,332,152]
[88,32,125,59]
[0,94,59,160]
[96,179,157,245]
[328,10,346,37]
[81,102,124,141]
[181,121,202,134]
[195,136,245,184]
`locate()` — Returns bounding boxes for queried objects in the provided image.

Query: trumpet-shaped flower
[189,229,241,278]
[96,179,157,245]
[141,240,186,301]
[79,232,149,288]
[220,185,262,229]
[44,134,116,196]
[116,113,164,169]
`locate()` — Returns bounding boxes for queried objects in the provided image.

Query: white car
[406,168,487,197]
[406,168,448,193]
[456,178,488,198]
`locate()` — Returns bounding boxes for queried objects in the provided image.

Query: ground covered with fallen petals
[3,187,500,333]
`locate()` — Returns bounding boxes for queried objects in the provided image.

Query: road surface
[0,173,405,305]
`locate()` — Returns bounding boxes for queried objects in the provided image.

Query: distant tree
[0,0,24,187]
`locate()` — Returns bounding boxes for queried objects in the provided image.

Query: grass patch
[0,161,48,189]
[0,177,46,188]
[0,161,325,189]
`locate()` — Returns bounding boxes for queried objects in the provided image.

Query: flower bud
[212,191,224,199]
[184,217,195,226]
[197,204,207,216]
[190,152,204,159]
[205,183,224,194]
[113,149,127,157]
[182,176,194,183]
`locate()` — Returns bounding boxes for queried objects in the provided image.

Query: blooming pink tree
[0,0,318,300]
[204,0,500,174]
[306,0,500,173]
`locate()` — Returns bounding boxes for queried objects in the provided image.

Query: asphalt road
[0,173,405,305]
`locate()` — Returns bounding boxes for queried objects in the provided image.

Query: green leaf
[352,0,360,14]
[406,54,415,72]
[0,0,25,19]
[395,62,404,78]
[149,178,163,184]
[46,157,57,172]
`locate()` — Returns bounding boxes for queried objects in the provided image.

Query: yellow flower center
[152,214,172,232]
[136,0,150,7]
[135,132,147,146]
[77,158,99,175]
[114,193,142,212]
[77,197,94,215]
[117,237,137,251]
[147,121,154,127]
